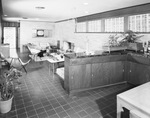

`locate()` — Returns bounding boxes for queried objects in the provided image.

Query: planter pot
[126,42,143,51]
[0,96,13,113]
[102,42,143,53]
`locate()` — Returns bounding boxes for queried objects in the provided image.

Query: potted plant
[0,67,22,113]
[120,30,144,51]
[105,30,144,52]
[121,30,144,43]
[108,34,124,47]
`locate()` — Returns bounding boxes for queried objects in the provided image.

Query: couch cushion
[56,67,64,80]
[39,42,50,49]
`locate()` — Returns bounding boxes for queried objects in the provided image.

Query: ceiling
[1,0,150,22]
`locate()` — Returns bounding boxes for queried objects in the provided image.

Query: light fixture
[3,14,7,16]
[83,2,88,5]
[85,11,89,14]
[35,6,45,10]
[35,18,39,20]
[22,17,28,19]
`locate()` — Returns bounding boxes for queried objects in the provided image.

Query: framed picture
[37,29,44,37]
[32,29,52,38]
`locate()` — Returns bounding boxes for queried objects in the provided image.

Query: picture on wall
[32,29,52,38]
[37,29,44,37]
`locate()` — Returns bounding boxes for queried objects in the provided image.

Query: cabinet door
[128,62,150,85]
[109,61,124,84]
[70,64,91,90]
[92,63,109,87]
[92,61,124,87]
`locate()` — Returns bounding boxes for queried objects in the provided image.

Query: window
[88,20,101,32]
[129,13,150,32]
[105,17,124,32]
[76,3,150,33]
[76,22,86,32]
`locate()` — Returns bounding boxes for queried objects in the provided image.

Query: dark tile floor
[0,53,134,118]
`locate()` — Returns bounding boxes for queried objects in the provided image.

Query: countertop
[117,82,150,116]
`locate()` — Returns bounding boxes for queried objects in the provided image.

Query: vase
[0,96,13,113]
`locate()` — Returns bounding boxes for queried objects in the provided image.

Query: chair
[0,52,11,70]
[9,49,31,73]
[10,57,31,73]
[18,58,31,73]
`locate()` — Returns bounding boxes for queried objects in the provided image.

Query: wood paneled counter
[64,53,150,94]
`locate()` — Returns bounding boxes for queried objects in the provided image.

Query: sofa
[26,42,50,61]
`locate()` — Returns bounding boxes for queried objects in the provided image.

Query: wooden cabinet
[127,62,150,85]
[64,53,150,95]
[92,61,124,87]
[64,54,126,94]
[69,61,125,92]
[108,61,125,84]
[70,64,91,91]
[92,63,108,87]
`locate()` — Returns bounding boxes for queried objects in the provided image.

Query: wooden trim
[77,3,150,22]
[124,15,129,32]
[2,22,20,27]
[0,0,3,15]
[69,81,127,96]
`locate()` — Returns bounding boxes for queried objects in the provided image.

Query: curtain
[0,17,2,44]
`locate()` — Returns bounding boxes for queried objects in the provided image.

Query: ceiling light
[22,17,28,19]
[3,14,7,16]
[35,18,39,20]
[83,2,88,5]
[35,6,45,10]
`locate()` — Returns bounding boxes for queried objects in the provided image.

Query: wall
[20,20,55,52]
[55,19,108,52]
[55,19,150,52]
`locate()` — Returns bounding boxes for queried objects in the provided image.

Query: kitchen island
[63,52,150,95]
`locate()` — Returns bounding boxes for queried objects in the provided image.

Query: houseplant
[108,34,124,47]
[120,30,144,51]
[0,67,22,113]
[107,30,144,52]
[121,30,144,43]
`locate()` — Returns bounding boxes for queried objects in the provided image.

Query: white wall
[19,19,150,53]
[20,20,55,52]
[55,19,150,52]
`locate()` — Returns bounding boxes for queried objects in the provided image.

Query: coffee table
[47,54,64,79]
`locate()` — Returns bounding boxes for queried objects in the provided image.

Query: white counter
[117,82,150,118]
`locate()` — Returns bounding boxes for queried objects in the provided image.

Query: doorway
[4,27,17,49]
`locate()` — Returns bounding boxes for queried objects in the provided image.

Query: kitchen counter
[63,52,150,95]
